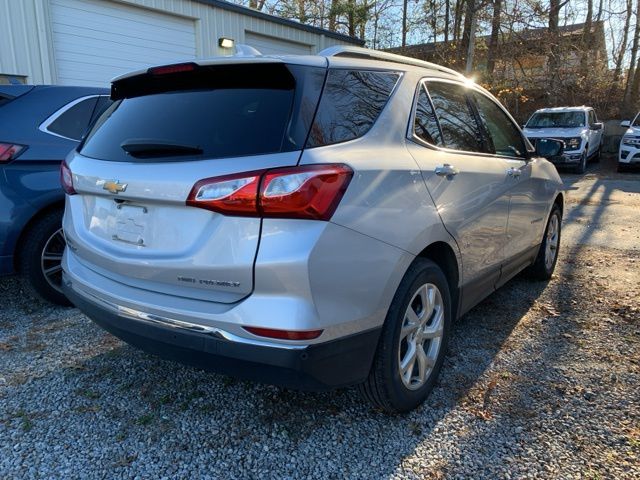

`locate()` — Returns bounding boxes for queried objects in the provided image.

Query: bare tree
[454,0,464,42]
[486,0,502,76]
[614,0,633,82]
[580,0,593,74]
[402,0,408,47]
[444,0,450,43]
[624,0,640,106]
[459,0,476,71]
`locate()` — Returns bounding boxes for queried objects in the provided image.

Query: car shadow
[2,268,554,477]
[5,158,626,476]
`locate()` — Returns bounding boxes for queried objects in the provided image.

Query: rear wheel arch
[553,192,564,216]
[416,241,461,320]
[14,200,65,271]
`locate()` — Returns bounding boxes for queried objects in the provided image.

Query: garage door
[51,0,196,86]
[245,32,313,55]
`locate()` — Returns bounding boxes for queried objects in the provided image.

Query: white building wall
[0,0,360,85]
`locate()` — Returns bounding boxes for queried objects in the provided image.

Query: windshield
[526,111,586,128]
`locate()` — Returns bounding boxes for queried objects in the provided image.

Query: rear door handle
[506,167,521,178]
[435,164,459,177]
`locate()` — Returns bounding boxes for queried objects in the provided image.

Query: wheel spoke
[400,342,417,376]
[416,344,433,383]
[401,308,420,340]
[422,311,444,339]
[418,285,434,323]
[43,265,62,276]
[42,253,63,261]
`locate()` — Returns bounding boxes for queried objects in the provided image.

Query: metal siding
[245,31,312,55]
[0,0,54,83]
[50,0,197,86]
[1,0,360,85]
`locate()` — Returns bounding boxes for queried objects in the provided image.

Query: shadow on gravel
[8,158,635,477]
[1,270,553,478]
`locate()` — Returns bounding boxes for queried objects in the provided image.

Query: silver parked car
[60,47,564,413]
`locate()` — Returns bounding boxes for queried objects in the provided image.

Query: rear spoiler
[111,62,296,100]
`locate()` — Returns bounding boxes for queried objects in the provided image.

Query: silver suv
[61,47,564,413]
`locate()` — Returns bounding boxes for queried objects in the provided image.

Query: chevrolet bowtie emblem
[103,180,128,194]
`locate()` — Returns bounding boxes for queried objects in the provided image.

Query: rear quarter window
[46,97,99,141]
[306,69,400,147]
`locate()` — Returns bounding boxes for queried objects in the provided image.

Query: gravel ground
[1,158,638,479]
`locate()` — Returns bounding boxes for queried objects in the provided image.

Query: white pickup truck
[523,106,604,174]
[618,114,640,172]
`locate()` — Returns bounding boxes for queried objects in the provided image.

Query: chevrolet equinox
[61,47,564,413]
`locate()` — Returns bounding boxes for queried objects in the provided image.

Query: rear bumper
[63,274,380,391]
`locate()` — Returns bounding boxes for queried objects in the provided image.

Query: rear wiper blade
[121,139,203,158]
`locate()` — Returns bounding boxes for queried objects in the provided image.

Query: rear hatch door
[65,60,326,303]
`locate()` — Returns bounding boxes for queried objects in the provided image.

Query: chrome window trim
[406,77,530,162]
[38,94,106,141]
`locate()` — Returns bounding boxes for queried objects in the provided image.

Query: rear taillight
[186,170,264,217]
[0,143,26,162]
[187,164,353,221]
[60,160,76,195]
[243,326,323,340]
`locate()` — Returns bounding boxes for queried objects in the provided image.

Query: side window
[413,84,443,146]
[588,110,597,126]
[306,69,400,147]
[426,81,484,153]
[90,96,113,125]
[471,92,526,158]
[47,97,98,141]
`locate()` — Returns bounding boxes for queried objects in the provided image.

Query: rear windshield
[80,63,325,162]
[526,111,586,128]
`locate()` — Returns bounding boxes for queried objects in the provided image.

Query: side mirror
[535,138,564,158]
[621,120,631,128]
[591,122,603,131]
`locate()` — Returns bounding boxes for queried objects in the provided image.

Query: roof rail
[318,46,464,78]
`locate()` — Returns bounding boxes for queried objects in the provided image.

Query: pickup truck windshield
[526,111,586,128]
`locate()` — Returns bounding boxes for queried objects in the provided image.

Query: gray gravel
[1,159,639,479]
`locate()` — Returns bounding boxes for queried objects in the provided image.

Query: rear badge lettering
[178,276,240,288]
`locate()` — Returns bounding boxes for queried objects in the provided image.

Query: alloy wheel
[40,228,66,293]
[545,214,559,270]
[398,283,444,390]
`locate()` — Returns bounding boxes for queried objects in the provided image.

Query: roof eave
[193,0,364,46]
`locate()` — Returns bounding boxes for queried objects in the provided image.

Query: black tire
[574,150,587,174]
[358,258,451,413]
[593,145,601,163]
[526,204,562,281]
[617,163,628,173]
[19,210,71,306]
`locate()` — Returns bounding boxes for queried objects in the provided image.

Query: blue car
[0,85,110,304]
